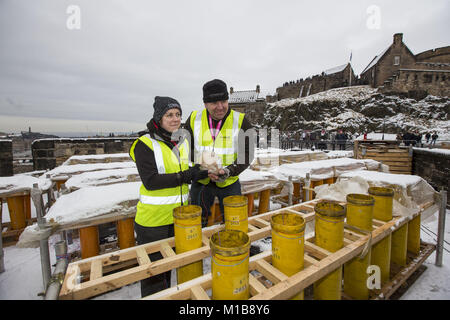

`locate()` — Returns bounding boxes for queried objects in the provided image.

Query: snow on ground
[400,209,450,300]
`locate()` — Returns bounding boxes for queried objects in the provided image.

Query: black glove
[180,165,208,184]
[193,167,209,182]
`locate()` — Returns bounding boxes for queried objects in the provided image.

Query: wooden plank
[343,238,353,246]
[303,254,320,267]
[249,273,267,296]
[344,230,364,241]
[304,240,331,260]
[160,242,176,258]
[255,260,288,284]
[136,247,151,265]
[90,259,103,280]
[190,285,211,300]
[60,264,81,299]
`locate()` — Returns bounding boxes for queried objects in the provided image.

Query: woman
[129,96,208,297]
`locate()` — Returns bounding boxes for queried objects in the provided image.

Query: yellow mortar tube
[271,212,306,300]
[369,187,394,285]
[368,187,394,222]
[407,214,421,255]
[344,194,374,300]
[391,223,408,267]
[314,201,346,300]
[224,195,248,233]
[210,230,250,300]
[173,205,203,284]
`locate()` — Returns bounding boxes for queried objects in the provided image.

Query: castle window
[394,56,400,65]
[423,74,432,83]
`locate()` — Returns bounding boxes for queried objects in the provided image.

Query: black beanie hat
[203,79,229,103]
[152,96,182,123]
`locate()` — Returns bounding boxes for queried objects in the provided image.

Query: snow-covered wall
[31,138,136,171]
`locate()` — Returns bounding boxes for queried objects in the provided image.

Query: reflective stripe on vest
[140,193,189,205]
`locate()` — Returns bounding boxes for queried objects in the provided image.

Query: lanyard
[208,115,223,142]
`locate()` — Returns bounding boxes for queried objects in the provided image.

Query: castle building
[275,63,356,100]
[229,85,266,126]
[360,33,450,97]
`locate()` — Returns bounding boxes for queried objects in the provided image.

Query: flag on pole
[349,51,352,62]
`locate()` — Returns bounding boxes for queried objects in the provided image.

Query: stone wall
[0,140,13,177]
[32,137,136,170]
[276,64,356,100]
[230,100,267,127]
[381,69,450,97]
[413,148,450,205]
[415,46,450,64]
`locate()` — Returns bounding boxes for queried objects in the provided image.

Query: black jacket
[131,119,187,191]
[184,108,254,178]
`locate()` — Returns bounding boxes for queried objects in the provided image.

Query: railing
[280,139,355,151]
[280,139,450,151]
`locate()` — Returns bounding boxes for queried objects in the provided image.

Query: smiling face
[205,100,229,121]
[160,108,181,133]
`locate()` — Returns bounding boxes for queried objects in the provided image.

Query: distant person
[431,132,439,147]
[425,132,431,144]
[330,131,336,150]
[415,131,422,147]
[319,129,327,150]
[336,129,347,150]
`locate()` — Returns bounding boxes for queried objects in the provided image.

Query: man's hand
[208,169,225,182]
[209,168,230,183]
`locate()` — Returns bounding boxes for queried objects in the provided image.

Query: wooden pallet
[370,241,435,300]
[59,198,435,300]
[354,140,412,175]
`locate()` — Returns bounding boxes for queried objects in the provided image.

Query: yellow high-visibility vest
[190,109,245,188]
[130,134,190,227]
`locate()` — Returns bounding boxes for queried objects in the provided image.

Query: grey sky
[0,0,449,134]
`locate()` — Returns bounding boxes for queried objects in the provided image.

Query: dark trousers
[190,180,242,227]
[134,222,174,298]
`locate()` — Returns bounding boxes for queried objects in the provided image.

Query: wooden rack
[59,198,435,300]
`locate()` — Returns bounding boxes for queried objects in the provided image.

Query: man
[184,79,254,227]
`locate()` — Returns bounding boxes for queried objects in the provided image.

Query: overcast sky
[0,0,449,135]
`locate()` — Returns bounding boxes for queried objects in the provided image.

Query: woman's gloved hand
[180,164,209,184]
